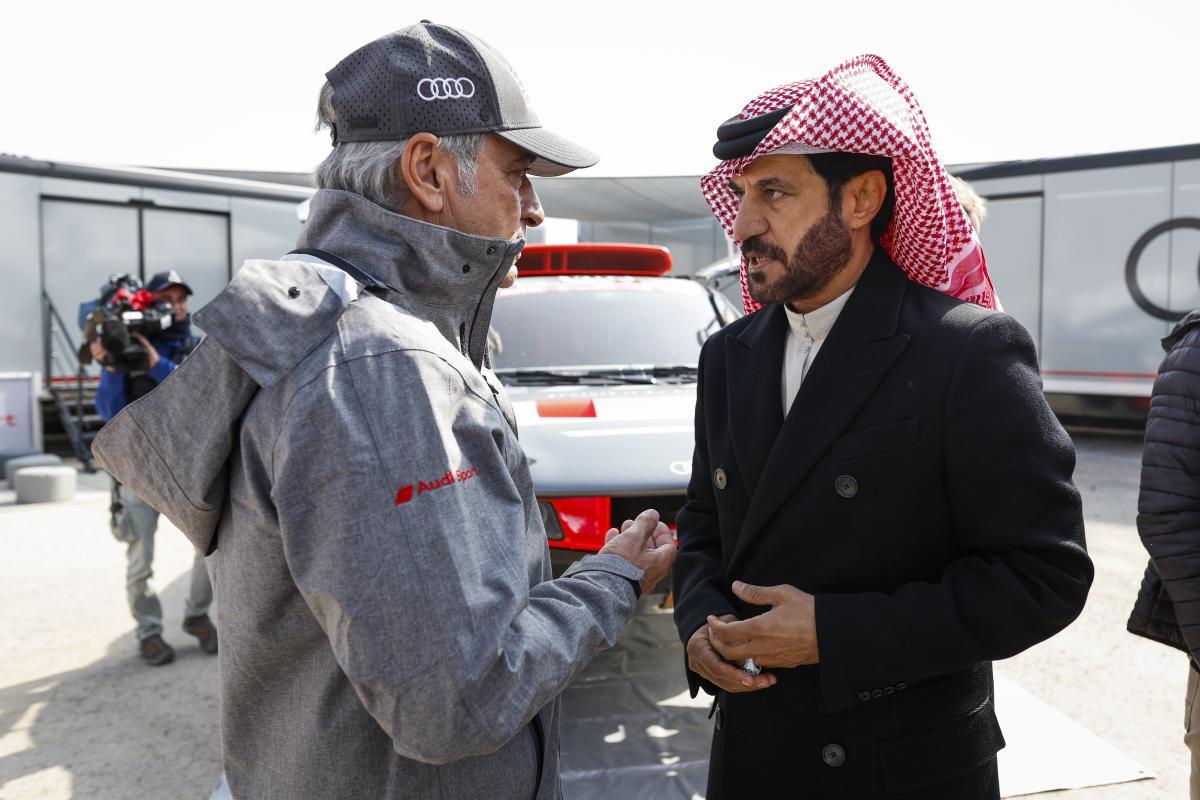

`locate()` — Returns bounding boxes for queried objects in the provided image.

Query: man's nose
[731,201,765,243]
[522,178,545,229]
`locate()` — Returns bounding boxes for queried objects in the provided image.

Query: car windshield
[490,280,727,373]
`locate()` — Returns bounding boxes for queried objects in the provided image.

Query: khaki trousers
[113,484,213,641]
[1186,664,1200,800]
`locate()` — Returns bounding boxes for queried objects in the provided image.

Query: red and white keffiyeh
[702,54,999,315]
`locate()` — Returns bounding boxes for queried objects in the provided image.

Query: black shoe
[183,614,218,655]
[139,634,175,666]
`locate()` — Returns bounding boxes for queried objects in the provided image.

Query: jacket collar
[296,189,525,370]
[1165,309,1200,351]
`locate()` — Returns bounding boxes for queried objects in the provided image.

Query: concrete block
[5,453,64,485]
[0,448,41,476]
[15,466,76,504]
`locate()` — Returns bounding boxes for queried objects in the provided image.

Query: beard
[743,204,852,306]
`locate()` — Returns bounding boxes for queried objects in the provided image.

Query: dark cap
[146,270,193,296]
[326,21,598,177]
[712,105,795,161]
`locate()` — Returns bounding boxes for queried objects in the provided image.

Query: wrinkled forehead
[725,151,824,187]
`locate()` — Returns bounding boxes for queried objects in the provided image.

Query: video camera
[78,274,177,374]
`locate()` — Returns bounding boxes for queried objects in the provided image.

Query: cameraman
[91,270,217,666]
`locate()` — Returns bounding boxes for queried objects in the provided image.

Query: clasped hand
[686,581,818,694]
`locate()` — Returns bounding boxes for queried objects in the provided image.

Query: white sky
[4,0,1197,178]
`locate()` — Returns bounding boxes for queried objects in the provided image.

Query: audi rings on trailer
[417,77,476,101]
[1125,217,1200,322]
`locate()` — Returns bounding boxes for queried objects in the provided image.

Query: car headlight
[539,501,564,540]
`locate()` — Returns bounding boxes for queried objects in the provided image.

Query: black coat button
[835,475,858,498]
[822,744,846,767]
[871,688,884,699]
[858,691,871,702]
[714,468,728,490]
[288,286,300,299]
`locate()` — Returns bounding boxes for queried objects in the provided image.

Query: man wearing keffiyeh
[671,55,1093,799]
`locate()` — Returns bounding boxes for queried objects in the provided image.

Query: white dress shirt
[782,286,855,415]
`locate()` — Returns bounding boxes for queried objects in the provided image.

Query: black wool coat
[1129,311,1200,661]
[672,251,1093,799]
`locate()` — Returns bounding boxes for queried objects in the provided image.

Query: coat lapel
[726,304,787,497]
[728,253,912,573]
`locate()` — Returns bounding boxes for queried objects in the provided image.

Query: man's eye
[765,189,785,200]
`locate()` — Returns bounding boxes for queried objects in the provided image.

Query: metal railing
[42,291,95,471]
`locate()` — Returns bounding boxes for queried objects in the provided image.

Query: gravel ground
[0,433,1188,799]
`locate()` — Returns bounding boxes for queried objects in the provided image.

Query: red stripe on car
[536,398,596,418]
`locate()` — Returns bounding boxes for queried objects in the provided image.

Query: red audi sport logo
[395,466,479,505]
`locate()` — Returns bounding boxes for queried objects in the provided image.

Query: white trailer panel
[0,156,310,378]
[1041,164,1172,394]
[976,194,1044,350]
[0,173,43,376]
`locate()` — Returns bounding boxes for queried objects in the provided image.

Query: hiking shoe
[139,635,175,666]
[183,614,218,655]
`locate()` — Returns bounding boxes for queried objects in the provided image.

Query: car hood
[506,382,696,495]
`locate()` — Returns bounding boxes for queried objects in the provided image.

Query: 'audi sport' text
[395,467,479,505]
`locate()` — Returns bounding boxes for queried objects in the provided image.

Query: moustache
[741,236,787,262]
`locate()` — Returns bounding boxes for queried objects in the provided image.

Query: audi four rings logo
[417,77,476,101]
[1126,218,1200,321]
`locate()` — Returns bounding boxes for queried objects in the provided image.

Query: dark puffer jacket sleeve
[1136,322,1200,660]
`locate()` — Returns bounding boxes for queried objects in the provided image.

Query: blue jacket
[95,336,190,421]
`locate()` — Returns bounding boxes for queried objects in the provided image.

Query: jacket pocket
[876,697,1004,795]
[832,418,919,461]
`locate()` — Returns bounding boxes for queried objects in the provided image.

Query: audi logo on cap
[417,77,476,101]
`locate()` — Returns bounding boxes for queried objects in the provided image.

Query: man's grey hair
[314,81,482,210]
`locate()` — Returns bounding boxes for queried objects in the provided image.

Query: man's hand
[131,332,159,369]
[598,509,676,595]
[706,581,819,668]
[88,338,111,369]
[687,614,777,693]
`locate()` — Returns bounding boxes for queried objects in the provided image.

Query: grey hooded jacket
[92,189,644,799]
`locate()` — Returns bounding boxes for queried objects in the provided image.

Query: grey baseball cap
[326,21,598,177]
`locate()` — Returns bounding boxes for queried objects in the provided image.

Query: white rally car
[489,244,741,571]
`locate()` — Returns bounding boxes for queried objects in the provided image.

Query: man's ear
[843,169,888,233]
[398,132,448,214]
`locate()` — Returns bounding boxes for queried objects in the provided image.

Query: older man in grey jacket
[92,22,676,800]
